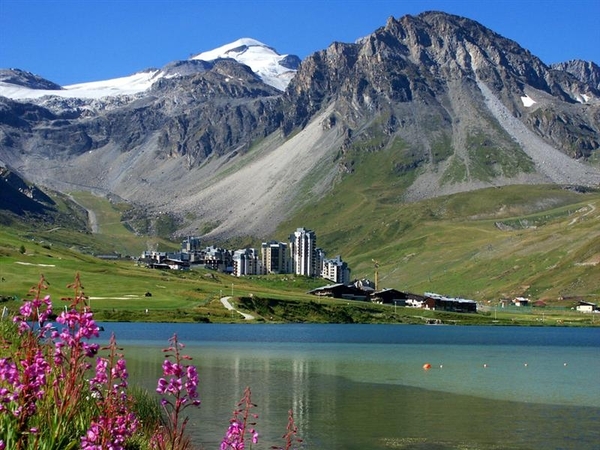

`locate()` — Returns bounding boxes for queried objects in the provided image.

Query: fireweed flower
[52,275,100,372]
[13,295,53,337]
[152,334,201,449]
[0,358,20,410]
[273,409,303,450]
[82,334,139,450]
[2,281,53,422]
[220,387,259,450]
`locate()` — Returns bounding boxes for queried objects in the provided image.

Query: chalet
[308,283,369,300]
[512,297,530,307]
[405,293,428,308]
[370,288,407,306]
[164,258,190,271]
[423,295,477,313]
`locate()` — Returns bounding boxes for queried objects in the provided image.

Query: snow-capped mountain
[0,39,299,100]
[191,38,300,91]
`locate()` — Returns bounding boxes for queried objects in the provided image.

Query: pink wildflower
[220,387,259,450]
[151,334,201,449]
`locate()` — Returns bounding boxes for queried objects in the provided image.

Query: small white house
[513,297,530,307]
[576,301,598,313]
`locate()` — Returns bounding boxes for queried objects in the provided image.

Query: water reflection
[101,324,600,449]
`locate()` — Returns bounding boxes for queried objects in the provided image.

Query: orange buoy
[423,363,431,370]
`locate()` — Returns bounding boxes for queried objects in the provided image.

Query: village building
[423,295,477,313]
[232,248,261,277]
[261,240,289,274]
[182,236,201,253]
[289,227,318,276]
[139,251,186,270]
[575,301,599,313]
[512,297,530,307]
[308,283,370,301]
[370,288,408,306]
[322,255,351,285]
[181,236,203,263]
[202,245,233,272]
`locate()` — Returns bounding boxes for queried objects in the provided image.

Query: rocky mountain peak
[0,68,63,91]
[552,60,600,91]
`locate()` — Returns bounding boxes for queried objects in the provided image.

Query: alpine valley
[1,11,600,304]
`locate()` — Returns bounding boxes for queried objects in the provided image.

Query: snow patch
[520,95,536,107]
[577,93,590,103]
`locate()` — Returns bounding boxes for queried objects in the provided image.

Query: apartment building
[261,240,289,274]
[232,248,261,277]
[289,227,318,276]
[322,255,351,284]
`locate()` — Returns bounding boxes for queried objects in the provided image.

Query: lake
[96,323,600,450]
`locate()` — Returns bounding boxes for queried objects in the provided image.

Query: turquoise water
[98,324,600,449]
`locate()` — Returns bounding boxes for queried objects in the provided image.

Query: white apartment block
[232,248,261,277]
[322,255,351,284]
[289,227,318,276]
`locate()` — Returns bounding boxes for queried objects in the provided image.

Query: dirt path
[220,296,255,320]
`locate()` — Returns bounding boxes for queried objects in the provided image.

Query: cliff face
[1,12,599,239]
[552,60,600,91]
[285,12,599,158]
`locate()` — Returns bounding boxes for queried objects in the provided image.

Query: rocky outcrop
[552,60,600,91]
[0,69,63,90]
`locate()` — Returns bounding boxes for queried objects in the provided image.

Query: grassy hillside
[276,150,600,305]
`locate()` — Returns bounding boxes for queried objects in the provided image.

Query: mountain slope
[283,12,600,202]
[0,11,599,242]
[0,165,89,231]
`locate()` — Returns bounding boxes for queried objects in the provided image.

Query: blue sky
[1,0,599,86]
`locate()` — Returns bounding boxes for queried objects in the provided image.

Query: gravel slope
[175,106,340,239]
[477,81,600,186]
